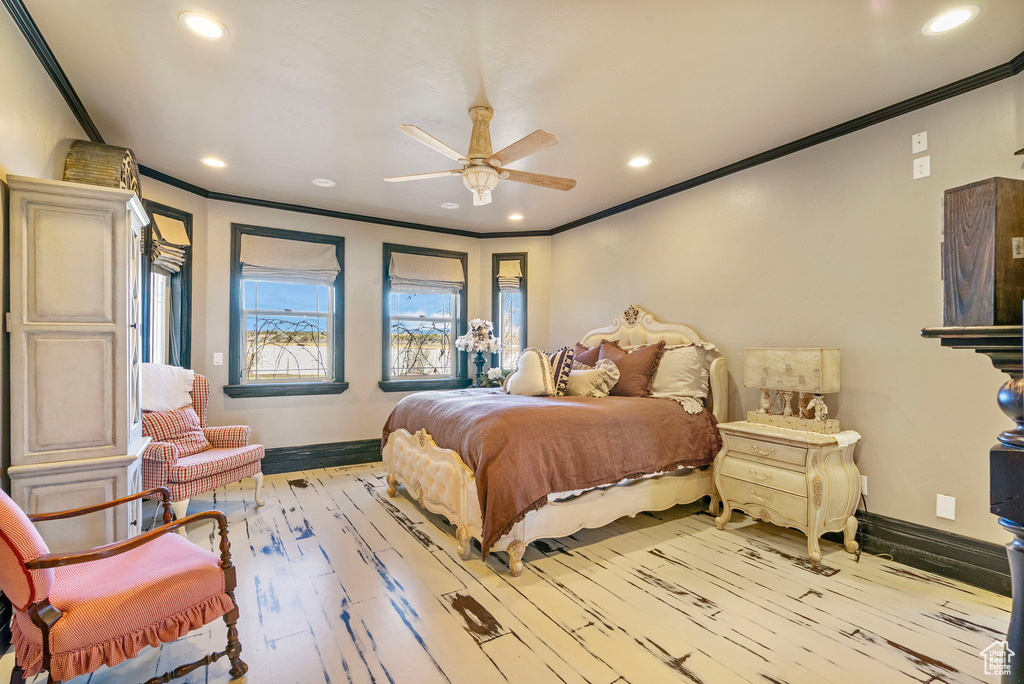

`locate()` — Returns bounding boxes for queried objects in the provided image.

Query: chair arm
[28,487,172,523]
[204,425,251,448]
[25,510,230,570]
[142,440,180,464]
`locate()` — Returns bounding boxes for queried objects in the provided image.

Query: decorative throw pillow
[566,359,621,398]
[649,343,721,401]
[598,340,666,397]
[548,347,575,396]
[504,348,557,396]
[142,406,211,457]
[573,342,605,368]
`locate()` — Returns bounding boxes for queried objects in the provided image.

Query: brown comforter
[382,388,722,555]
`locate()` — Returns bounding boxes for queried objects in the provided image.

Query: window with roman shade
[225,224,347,398]
[492,253,527,371]
[380,243,469,392]
[142,201,193,368]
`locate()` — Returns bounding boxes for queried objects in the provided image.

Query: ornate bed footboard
[383,427,716,576]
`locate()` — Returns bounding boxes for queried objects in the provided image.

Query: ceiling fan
[385,106,576,206]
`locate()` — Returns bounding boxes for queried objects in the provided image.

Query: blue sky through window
[244,280,330,331]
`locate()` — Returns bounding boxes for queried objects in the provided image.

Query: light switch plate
[1013,237,1024,259]
[913,155,930,179]
[912,131,928,153]
[213,352,224,366]
[936,494,956,520]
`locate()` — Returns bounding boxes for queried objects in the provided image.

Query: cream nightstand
[713,421,862,565]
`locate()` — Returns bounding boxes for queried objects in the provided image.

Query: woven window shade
[389,252,464,294]
[150,215,191,274]
[240,234,341,286]
[496,259,522,292]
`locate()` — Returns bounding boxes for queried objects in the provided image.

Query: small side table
[713,421,862,565]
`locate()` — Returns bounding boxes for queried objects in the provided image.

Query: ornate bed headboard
[579,305,729,423]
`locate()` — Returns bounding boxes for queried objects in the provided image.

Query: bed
[381,305,729,576]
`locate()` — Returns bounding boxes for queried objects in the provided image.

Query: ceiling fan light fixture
[462,165,499,198]
[922,6,978,34]
[179,12,229,40]
[628,157,652,168]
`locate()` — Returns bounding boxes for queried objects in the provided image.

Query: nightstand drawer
[727,435,807,469]
[722,476,807,526]
[719,457,806,497]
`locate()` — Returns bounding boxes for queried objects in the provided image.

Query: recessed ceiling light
[627,157,652,168]
[312,178,336,187]
[201,157,226,168]
[179,12,228,40]
[441,202,460,209]
[508,214,524,221]
[922,6,979,35]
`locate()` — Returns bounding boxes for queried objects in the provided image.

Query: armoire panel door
[26,332,116,454]
[25,204,116,323]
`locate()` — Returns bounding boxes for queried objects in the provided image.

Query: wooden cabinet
[942,177,1024,326]
[713,421,861,565]
[6,176,150,552]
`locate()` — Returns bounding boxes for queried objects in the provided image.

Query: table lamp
[744,348,841,433]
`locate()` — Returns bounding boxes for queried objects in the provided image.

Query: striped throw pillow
[142,406,212,457]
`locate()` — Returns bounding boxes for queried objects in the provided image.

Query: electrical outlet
[213,352,224,366]
[860,475,868,496]
[913,155,930,179]
[912,131,928,153]
[936,494,956,520]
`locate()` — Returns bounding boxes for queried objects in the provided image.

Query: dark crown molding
[7,0,1022,239]
[2,0,104,144]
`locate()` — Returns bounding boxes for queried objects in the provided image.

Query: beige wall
[139,180,552,448]
[549,75,1024,544]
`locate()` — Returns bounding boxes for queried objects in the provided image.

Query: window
[225,224,347,398]
[380,243,469,392]
[492,253,527,371]
[141,201,193,368]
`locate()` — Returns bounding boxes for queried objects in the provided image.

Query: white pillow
[649,343,720,401]
[566,359,620,398]
[503,348,556,396]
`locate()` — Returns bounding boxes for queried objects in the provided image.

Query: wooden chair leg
[170,499,190,536]
[224,607,248,680]
[252,472,265,507]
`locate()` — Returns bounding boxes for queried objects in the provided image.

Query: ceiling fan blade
[384,170,463,182]
[486,130,558,167]
[473,190,492,206]
[397,124,467,162]
[502,168,576,191]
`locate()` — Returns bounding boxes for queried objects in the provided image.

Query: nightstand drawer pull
[748,487,774,503]
[748,468,773,484]
[750,444,777,457]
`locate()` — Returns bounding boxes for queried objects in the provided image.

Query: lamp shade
[744,348,840,393]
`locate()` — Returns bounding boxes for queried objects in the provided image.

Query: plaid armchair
[141,373,265,522]
[0,487,247,683]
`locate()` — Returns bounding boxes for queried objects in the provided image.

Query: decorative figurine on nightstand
[714,348,862,566]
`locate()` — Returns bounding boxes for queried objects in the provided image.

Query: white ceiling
[26,0,1024,233]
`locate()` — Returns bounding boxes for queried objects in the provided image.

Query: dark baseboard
[263,439,381,475]
[821,510,1010,597]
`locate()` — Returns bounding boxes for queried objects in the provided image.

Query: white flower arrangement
[487,367,503,380]
[455,318,502,354]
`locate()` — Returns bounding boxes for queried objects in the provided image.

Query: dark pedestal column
[922,325,1023,683]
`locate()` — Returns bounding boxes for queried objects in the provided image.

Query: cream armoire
[6,176,150,552]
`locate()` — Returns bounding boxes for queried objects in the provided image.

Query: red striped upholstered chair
[0,487,247,683]
[141,373,265,522]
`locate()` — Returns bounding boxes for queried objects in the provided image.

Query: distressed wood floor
[2,463,1011,684]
